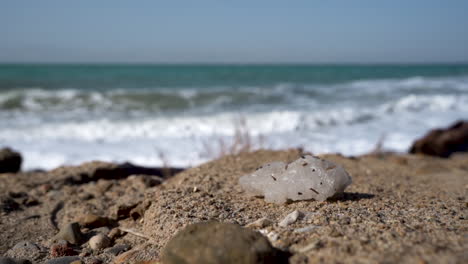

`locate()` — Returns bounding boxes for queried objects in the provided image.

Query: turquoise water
[1,64,468,169]
[1,64,468,90]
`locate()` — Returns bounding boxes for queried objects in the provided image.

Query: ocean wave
[1,75,467,114]
[2,92,467,142]
[348,75,468,93]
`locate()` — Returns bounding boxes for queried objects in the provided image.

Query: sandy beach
[1,149,466,263]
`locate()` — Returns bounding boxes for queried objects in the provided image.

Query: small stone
[108,228,122,240]
[0,147,22,173]
[161,221,288,264]
[44,256,80,264]
[0,257,30,264]
[88,234,111,250]
[84,258,102,264]
[279,210,303,227]
[5,241,44,262]
[12,241,40,250]
[77,214,112,229]
[104,244,131,256]
[54,223,84,245]
[0,196,20,213]
[293,225,320,233]
[246,217,273,228]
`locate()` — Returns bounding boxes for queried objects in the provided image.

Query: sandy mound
[1,149,467,263]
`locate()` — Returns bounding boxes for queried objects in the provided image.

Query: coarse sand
[1,149,467,263]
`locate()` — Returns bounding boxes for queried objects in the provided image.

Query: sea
[1,64,467,170]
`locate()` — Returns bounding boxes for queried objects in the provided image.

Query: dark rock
[0,196,21,213]
[54,223,84,245]
[161,221,289,264]
[0,257,31,264]
[410,120,468,157]
[44,256,80,264]
[48,161,184,185]
[104,244,131,256]
[0,148,22,173]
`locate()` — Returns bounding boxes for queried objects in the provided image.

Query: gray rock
[54,223,84,245]
[12,241,40,250]
[88,234,111,250]
[4,241,45,262]
[0,257,30,264]
[104,244,131,256]
[0,147,22,173]
[44,256,80,264]
[161,221,289,264]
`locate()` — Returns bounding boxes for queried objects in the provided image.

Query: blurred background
[1,0,468,169]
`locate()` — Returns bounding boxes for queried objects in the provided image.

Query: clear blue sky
[1,0,467,63]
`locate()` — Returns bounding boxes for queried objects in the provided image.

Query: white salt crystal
[239,155,352,204]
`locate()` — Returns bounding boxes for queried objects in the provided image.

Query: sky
[1,0,468,64]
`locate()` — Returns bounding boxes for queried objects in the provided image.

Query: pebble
[5,241,44,262]
[293,225,320,233]
[88,234,111,250]
[161,221,288,264]
[12,241,40,251]
[0,257,30,264]
[54,223,84,245]
[78,214,112,229]
[44,256,80,264]
[104,244,131,256]
[246,217,273,228]
[279,210,303,227]
[108,228,122,240]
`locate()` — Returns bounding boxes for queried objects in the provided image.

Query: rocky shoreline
[1,146,467,263]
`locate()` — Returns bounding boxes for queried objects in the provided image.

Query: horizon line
[1,61,468,66]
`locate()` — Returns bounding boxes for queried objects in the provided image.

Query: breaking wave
[1,74,468,169]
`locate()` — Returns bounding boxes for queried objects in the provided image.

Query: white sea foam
[1,75,468,170]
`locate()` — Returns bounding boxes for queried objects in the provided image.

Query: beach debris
[88,234,111,251]
[279,210,303,227]
[246,217,273,228]
[239,155,352,204]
